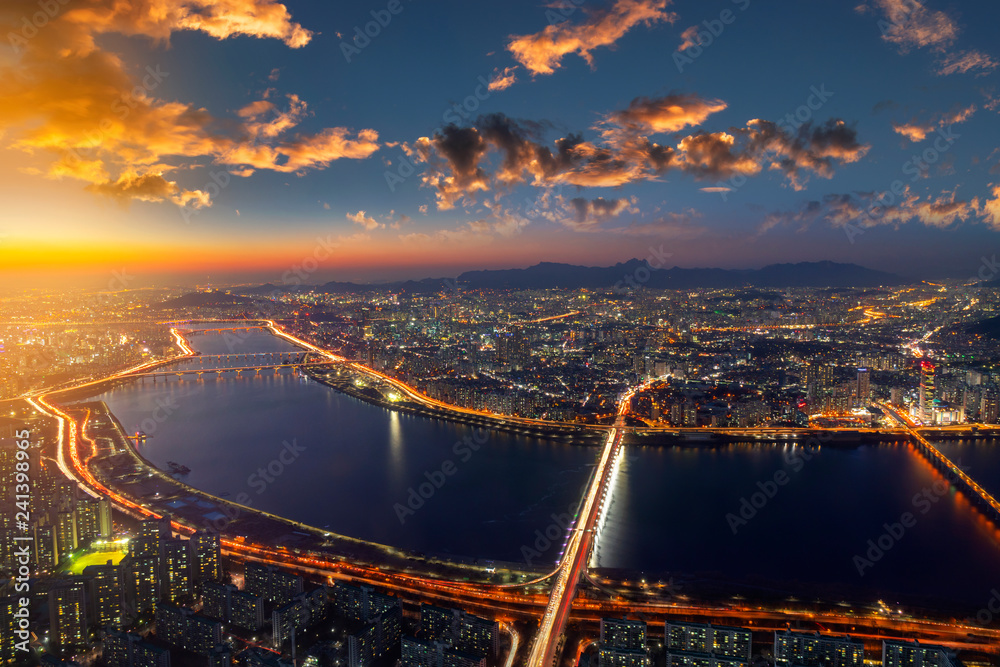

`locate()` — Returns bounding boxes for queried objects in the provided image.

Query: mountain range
[235,261,908,295]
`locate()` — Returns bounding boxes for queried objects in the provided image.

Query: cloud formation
[858,0,997,76]
[506,0,676,75]
[0,0,378,208]
[347,210,383,231]
[759,187,989,234]
[891,104,976,142]
[403,96,868,209]
[601,94,728,136]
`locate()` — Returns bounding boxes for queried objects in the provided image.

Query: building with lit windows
[189,532,221,584]
[244,562,303,605]
[602,618,647,650]
[400,636,485,667]
[56,510,77,562]
[919,362,936,423]
[75,497,111,546]
[332,582,399,622]
[49,578,89,655]
[161,539,192,603]
[34,523,58,572]
[348,606,401,667]
[882,640,962,667]
[419,604,498,660]
[155,604,223,656]
[666,622,751,662]
[774,630,864,667]
[122,554,159,616]
[103,630,171,667]
[82,560,124,628]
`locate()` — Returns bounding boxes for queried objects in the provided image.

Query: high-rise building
[207,644,232,667]
[83,560,124,628]
[75,497,110,547]
[400,636,485,667]
[155,604,223,656]
[56,510,78,562]
[201,581,231,621]
[333,583,399,622]
[272,589,326,648]
[244,563,303,605]
[601,618,646,650]
[774,630,864,667]
[189,532,221,584]
[348,607,401,667]
[919,361,936,423]
[103,630,171,667]
[982,389,999,424]
[882,640,960,667]
[34,523,58,572]
[666,622,751,660]
[231,590,266,631]
[856,368,871,407]
[122,554,160,617]
[49,579,89,655]
[597,647,647,667]
[161,539,192,603]
[598,618,648,667]
[419,604,498,659]
[495,329,530,370]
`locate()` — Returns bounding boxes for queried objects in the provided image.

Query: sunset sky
[1,0,999,286]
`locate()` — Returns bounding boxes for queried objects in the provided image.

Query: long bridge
[881,402,1000,524]
[527,383,641,666]
[21,319,1000,665]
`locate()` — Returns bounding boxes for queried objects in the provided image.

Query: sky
[1,0,999,287]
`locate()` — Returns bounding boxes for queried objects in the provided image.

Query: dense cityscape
[4,0,1000,664]
[3,276,1000,666]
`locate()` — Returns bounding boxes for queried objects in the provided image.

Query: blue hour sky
[1,0,999,283]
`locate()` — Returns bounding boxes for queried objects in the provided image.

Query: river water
[82,327,1000,610]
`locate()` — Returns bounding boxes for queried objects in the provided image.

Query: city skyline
[5,1,1000,666]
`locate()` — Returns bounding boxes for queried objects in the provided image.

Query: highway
[19,318,1000,663]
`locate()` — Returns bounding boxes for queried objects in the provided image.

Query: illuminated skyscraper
[49,579,89,654]
[56,510,78,562]
[34,523,57,572]
[856,368,870,407]
[162,539,192,603]
[919,362,936,423]
[123,554,160,616]
[189,532,221,584]
[83,561,124,628]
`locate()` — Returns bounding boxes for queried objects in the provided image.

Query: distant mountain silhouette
[458,260,908,289]
[155,290,254,309]
[235,261,908,295]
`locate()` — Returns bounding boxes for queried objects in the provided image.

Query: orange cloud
[347,210,383,231]
[858,0,996,76]
[980,184,1000,230]
[405,101,868,208]
[602,94,727,136]
[676,25,700,51]
[936,50,998,76]
[506,0,676,75]
[85,171,211,208]
[891,104,976,142]
[761,187,982,233]
[488,67,519,91]
[0,0,377,209]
